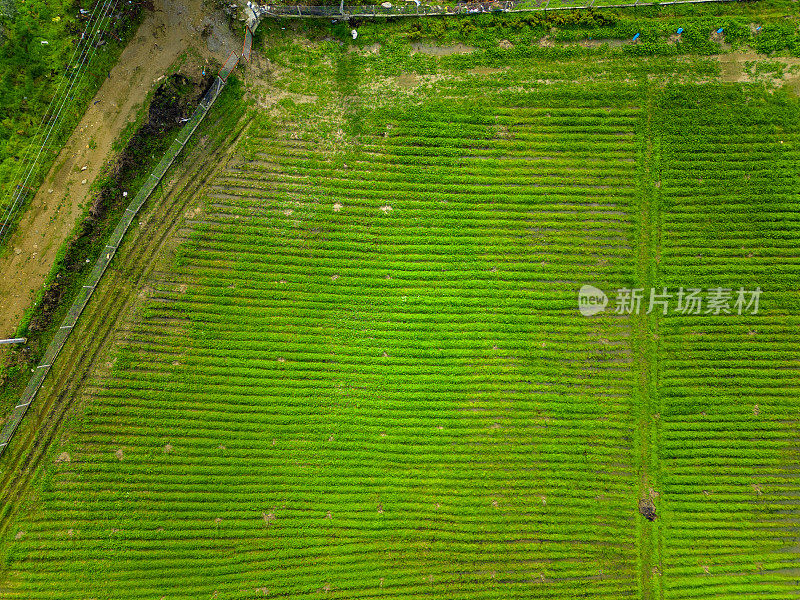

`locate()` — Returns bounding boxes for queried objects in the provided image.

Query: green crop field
[653,85,800,599]
[0,9,799,600]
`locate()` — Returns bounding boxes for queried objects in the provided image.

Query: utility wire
[0,0,122,244]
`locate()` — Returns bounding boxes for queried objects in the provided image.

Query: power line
[0,0,122,244]
[1,0,111,196]
[0,0,117,241]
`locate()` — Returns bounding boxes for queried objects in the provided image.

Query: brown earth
[0,0,239,339]
[719,50,800,90]
[409,41,475,55]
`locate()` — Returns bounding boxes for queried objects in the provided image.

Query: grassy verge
[0,1,144,249]
[267,1,800,59]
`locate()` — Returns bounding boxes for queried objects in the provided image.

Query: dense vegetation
[654,85,800,599]
[2,83,644,599]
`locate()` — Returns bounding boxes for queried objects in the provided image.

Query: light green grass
[1,15,799,600]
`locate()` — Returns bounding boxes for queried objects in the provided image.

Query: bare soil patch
[410,42,475,56]
[470,67,505,76]
[717,50,800,87]
[538,36,554,48]
[719,50,761,82]
[395,73,419,88]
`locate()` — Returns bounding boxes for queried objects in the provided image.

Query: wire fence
[220,52,241,80]
[243,28,254,62]
[251,0,737,19]
[0,74,228,457]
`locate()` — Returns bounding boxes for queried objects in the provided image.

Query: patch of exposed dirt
[469,67,505,76]
[348,42,381,55]
[538,35,554,48]
[410,42,475,56]
[0,0,239,337]
[577,37,626,49]
[395,73,419,88]
[718,51,800,89]
[719,50,762,82]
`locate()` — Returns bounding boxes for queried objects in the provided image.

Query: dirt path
[0,0,239,338]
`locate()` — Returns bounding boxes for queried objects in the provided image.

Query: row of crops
[3,49,798,596]
[654,85,800,599]
[2,87,647,598]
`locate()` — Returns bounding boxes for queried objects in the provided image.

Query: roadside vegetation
[0,0,143,245]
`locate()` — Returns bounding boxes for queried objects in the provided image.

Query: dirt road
[0,0,239,338]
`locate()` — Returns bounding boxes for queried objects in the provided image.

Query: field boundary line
[244,0,739,22]
[0,72,234,458]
